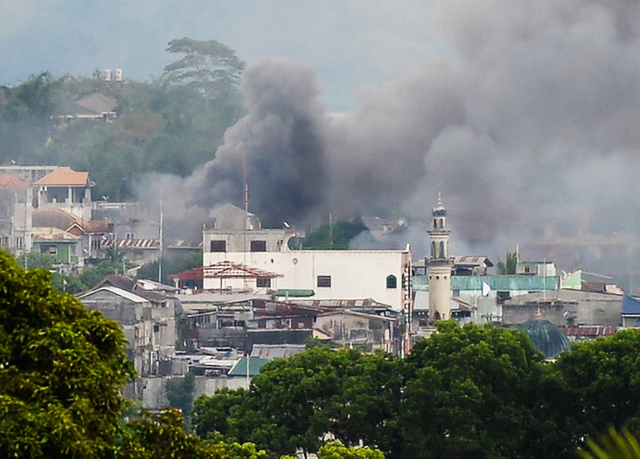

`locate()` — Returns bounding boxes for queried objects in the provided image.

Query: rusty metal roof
[171,260,282,281]
[104,239,159,249]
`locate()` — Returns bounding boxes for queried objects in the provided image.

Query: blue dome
[519,320,571,358]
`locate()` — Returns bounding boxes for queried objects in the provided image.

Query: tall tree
[0,250,133,457]
[162,38,244,101]
[497,250,518,275]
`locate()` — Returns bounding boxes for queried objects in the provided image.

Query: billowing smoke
[140,0,640,288]
[185,58,328,227]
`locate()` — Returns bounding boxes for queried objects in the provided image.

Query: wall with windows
[204,229,292,253]
[203,249,411,311]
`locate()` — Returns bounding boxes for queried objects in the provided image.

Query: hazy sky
[0,0,440,110]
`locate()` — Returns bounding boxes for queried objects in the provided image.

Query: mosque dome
[519,320,571,358]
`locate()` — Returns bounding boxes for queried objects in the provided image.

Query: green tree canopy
[0,250,133,457]
[556,330,640,438]
[398,321,549,458]
[193,347,401,457]
[497,250,518,274]
[162,37,244,101]
[302,219,368,250]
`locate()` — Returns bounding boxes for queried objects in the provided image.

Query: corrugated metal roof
[32,227,80,241]
[251,344,306,359]
[33,208,109,233]
[105,239,159,249]
[414,275,559,291]
[77,286,148,303]
[228,357,270,377]
[453,255,494,267]
[560,326,618,337]
[622,295,640,315]
[171,261,282,280]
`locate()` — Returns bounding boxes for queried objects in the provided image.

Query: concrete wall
[507,290,622,326]
[204,250,411,311]
[502,303,570,326]
[205,229,290,253]
[136,375,250,410]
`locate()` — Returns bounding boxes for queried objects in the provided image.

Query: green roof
[276,289,315,297]
[519,320,571,358]
[414,275,559,291]
[228,357,270,377]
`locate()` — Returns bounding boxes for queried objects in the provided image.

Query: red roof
[104,239,159,249]
[34,167,91,187]
[0,174,30,189]
[171,261,282,281]
[560,326,618,337]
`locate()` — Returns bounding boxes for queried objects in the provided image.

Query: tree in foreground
[193,347,401,457]
[118,409,266,459]
[556,329,640,443]
[398,321,550,458]
[577,427,640,459]
[0,250,133,457]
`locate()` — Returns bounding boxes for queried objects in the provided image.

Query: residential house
[34,166,93,221]
[0,173,33,254]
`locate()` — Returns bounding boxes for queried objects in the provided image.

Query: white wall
[204,250,411,311]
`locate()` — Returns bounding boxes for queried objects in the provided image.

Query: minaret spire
[427,194,453,322]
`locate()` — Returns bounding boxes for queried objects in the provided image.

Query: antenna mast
[243,149,249,214]
[158,188,164,283]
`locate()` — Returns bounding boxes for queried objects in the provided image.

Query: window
[256,278,271,288]
[40,244,57,255]
[210,240,226,252]
[317,275,332,288]
[251,240,267,252]
[439,241,445,258]
[125,232,135,240]
[15,237,23,249]
[386,275,397,289]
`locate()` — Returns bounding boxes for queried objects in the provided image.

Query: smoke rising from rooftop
[144,0,640,285]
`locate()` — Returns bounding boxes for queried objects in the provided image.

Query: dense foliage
[4,253,640,458]
[0,38,244,201]
[302,219,368,250]
[192,323,640,458]
[136,250,203,284]
[0,250,133,457]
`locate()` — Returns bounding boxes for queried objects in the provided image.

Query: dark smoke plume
[185,57,327,227]
[140,0,640,289]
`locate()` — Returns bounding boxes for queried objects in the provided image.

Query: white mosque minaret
[427,194,453,321]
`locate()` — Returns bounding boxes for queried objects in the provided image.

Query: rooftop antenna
[243,149,249,214]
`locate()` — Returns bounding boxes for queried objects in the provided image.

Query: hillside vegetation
[0,38,244,201]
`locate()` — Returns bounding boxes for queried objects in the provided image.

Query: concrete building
[506,289,623,327]
[34,166,93,221]
[427,195,453,321]
[78,284,176,377]
[0,173,33,254]
[202,204,412,312]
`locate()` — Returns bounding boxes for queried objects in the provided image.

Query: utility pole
[158,188,164,284]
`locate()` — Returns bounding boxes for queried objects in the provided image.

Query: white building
[202,204,412,311]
